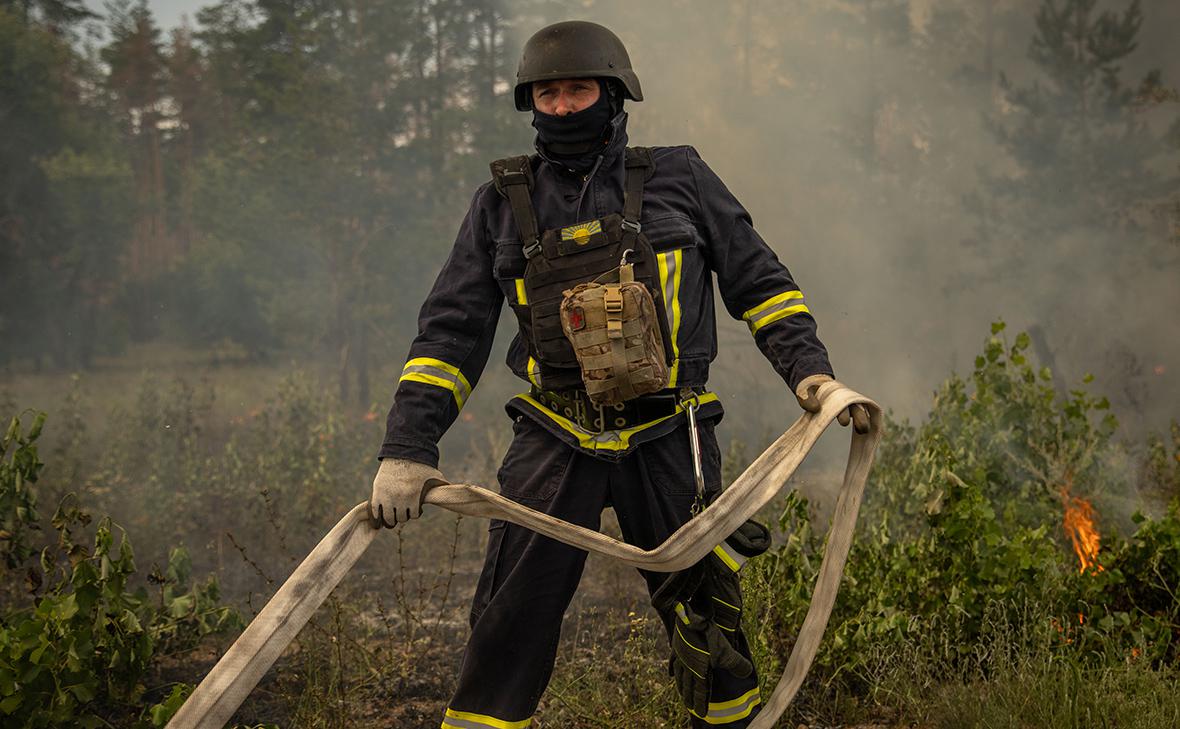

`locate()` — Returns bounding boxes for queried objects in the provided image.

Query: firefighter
[371,20,869,729]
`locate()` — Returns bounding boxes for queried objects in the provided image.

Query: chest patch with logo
[560,219,603,246]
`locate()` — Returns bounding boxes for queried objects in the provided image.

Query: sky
[88,0,197,33]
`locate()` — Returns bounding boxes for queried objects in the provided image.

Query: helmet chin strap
[604,78,624,117]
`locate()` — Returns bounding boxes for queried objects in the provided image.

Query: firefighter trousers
[441,414,762,729]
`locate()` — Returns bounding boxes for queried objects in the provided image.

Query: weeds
[0,413,240,728]
[740,322,1180,726]
[3,323,1179,727]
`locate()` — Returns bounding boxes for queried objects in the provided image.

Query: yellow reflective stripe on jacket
[441,707,531,729]
[515,391,719,452]
[657,249,684,387]
[400,358,472,409]
[742,290,808,335]
[688,687,762,724]
[526,356,542,388]
[514,278,528,306]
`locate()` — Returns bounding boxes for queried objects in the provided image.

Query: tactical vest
[491,147,674,393]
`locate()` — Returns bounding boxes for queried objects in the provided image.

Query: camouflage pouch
[559,262,669,406]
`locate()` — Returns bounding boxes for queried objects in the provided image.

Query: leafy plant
[743,322,1180,721]
[0,412,241,727]
[0,411,45,569]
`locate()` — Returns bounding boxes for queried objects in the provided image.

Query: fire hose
[167,380,881,729]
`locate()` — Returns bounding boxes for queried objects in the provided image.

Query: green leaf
[0,694,21,714]
[53,594,78,621]
[68,682,95,702]
[26,412,46,443]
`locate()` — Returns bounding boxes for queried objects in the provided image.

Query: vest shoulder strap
[490,155,540,254]
[622,146,655,231]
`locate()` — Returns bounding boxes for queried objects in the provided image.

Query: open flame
[1061,486,1103,573]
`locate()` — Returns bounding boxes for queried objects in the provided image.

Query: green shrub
[1,411,45,569]
[0,412,241,728]
[742,322,1180,721]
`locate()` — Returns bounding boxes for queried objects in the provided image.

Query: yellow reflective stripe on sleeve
[674,602,691,624]
[688,687,762,724]
[657,249,683,387]
[514,392,719,452]
[742,290,809,335]
[441,708,532,729]
[400,357,472,409]
[514,278,528,306]
[526,356,542,388]
[400,373,461,403]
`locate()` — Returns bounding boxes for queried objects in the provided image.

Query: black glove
[666,600,753,718]
[653,519,771,715]
[654,520,771,643]
[700,519,770,638]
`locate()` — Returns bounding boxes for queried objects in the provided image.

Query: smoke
[478,0,1180,455]
[9,0,1178,479]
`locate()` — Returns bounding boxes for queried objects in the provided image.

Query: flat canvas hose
[168,381,881,729]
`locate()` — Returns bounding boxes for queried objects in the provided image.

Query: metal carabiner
[683,396,707,515]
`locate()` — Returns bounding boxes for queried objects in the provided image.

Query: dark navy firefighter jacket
[379,113,834,467]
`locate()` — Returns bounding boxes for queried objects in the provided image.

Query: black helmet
[514,20,643,112]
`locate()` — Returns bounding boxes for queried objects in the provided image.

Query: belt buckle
[574,394,606,434]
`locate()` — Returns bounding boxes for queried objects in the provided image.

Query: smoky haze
[3,0,1178,469]
[463,0,1180,462]
[519,0,1180,446]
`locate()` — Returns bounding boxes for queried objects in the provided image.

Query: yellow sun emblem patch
[560,219,602,246]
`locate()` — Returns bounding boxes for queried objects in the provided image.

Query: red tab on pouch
[569,307,586,331]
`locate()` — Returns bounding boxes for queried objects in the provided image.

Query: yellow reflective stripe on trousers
[741,290,809,335]
[657,249,683,386]
[514,278,528,306]
[526,356,542,388]
[400,357,472,408]
[515,391,719,452]
[441,707,531,729]
[688,686,762,724]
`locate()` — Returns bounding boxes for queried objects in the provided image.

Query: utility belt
[530,385,705,433]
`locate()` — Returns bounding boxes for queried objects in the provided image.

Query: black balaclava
[532,79,619,171]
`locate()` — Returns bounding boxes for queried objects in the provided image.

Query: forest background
[2,0,1179,727]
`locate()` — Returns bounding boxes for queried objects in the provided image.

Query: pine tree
[986,0,1175,240]
[165,20,211,255]
[0,3,130,368]
[102,0,172,285]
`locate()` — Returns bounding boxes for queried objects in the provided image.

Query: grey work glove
[795,374,870,434]
[369,458,446,528]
